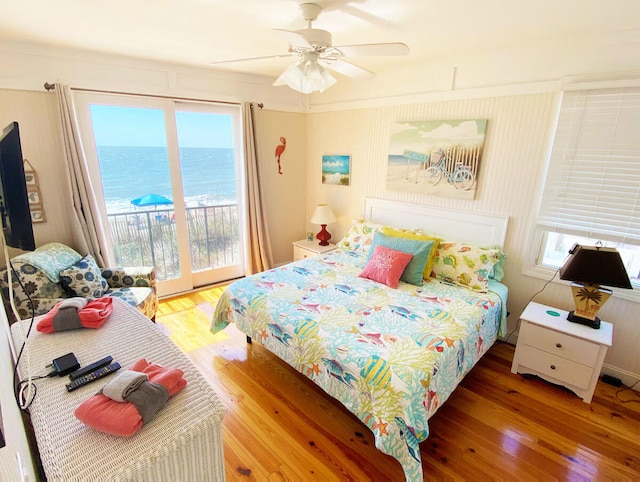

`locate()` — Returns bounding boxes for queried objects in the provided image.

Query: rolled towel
[58,297,90,310]
[37,297,113,333]
[124,381,170,424]
[74,358,187,436]
[52,306,83,332]
[102,370,149,402]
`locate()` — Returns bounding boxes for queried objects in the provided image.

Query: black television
[0,122,35,251]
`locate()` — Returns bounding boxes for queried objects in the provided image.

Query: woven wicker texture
[12,298,226,481]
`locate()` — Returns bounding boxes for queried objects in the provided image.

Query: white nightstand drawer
[292,239,336,261]
[521,321,600,367]
[293,245,313,261]
[517,345,593,389]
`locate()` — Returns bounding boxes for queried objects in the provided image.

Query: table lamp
[310,204,336,246]
[559,244,632,329]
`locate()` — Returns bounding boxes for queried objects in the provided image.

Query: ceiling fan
[211,2,409,94]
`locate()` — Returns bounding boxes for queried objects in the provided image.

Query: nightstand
[511,301,613,403]
[292,239,336,261]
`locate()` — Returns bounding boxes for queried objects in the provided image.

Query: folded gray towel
[58,297,89,310]
[124,381,170,424]
[52,306,83,332]
[102,370,149,402]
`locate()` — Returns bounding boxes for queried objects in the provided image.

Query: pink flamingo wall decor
[275,137,287,174]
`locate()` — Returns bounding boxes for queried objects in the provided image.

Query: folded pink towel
[74,359,187,436]
[37,297,113,333]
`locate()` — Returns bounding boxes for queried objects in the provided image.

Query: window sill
[522,265,640,304]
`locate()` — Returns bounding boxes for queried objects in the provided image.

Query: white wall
[254,109,307,265]
[0,89,74,261]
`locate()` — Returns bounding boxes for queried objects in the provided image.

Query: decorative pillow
[431,242,504,292]
[336,220,386,254]
[366,231,434,286]
[381,227,441,280]
[359,245,414,289]
[59,254,109,298]
[489,255,506,281]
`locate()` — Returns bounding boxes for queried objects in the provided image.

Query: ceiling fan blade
[210,53,295,65]
[320,58,374,80]
[273,28,312,49]
[329,42,409,57]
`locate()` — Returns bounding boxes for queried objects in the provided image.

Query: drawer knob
[550,365,556,370]
[556,343,562,348]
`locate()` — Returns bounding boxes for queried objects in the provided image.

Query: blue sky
[90,105,233,148]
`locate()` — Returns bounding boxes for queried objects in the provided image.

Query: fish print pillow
[336,220,386,254]
[431,242,504,292]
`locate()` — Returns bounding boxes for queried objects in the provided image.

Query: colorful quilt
[212,249,506,481]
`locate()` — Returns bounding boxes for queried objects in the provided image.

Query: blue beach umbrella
[130,193,173,208]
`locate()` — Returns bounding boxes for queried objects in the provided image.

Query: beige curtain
[242,102,273,274]
[55,83,111,266]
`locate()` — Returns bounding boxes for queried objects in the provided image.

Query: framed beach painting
[322,155,350,186]
[386,119,488,199]
[30,206,46,223]
[27,188,42,205]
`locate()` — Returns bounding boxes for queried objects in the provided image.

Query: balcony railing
[106,203,240,280]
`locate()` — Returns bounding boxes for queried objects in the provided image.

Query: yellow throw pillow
[381,227,441,280]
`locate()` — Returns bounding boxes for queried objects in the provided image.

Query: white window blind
[538,87,640,244]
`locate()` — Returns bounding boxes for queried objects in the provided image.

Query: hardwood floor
[157,286,640,481]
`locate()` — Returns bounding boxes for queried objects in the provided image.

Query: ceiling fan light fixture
[304,61,336,93]
[273,56,336,94]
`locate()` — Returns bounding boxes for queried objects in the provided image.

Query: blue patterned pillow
[59,254,108,298]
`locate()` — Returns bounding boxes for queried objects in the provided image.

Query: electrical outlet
[601,374,622,387]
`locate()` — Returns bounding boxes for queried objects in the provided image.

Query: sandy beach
[385,162,476,200]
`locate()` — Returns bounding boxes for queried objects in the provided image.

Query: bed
[212,198,509,480]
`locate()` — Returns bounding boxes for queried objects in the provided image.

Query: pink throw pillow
[359,245,414,289]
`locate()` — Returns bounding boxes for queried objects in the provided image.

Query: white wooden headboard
[363,198,509,247]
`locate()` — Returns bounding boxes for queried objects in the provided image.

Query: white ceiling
[2,0,639,82]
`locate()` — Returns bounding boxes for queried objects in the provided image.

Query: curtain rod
[43,82,262,108]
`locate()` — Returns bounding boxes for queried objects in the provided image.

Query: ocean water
[97,145,237,214]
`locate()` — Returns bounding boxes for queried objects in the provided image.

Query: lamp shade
[559,244,632,328]
[310,204,336,225]
[559,245,632,289]
[273,52,336,94]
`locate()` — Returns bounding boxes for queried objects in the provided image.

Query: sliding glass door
[74,93,245,297]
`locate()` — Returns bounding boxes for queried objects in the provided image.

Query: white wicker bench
[11,297,226,481]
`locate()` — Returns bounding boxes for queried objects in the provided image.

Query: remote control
[69,356,113,380]
[65,362,121,392]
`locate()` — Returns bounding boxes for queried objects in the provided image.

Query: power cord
[5,252,39,411]
[16,366,57,409]
[615,379,640,404]
[501,265,561,345]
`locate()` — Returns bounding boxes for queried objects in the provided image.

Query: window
[537,86,640,288]
[74,92,245,297]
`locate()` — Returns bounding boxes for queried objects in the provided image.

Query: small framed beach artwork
[24,170,38,186]
[386,119,488,199]
[322,155,351,186]
[24,159,38,186]
[27,188,42,205]
[30,206,46,223]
